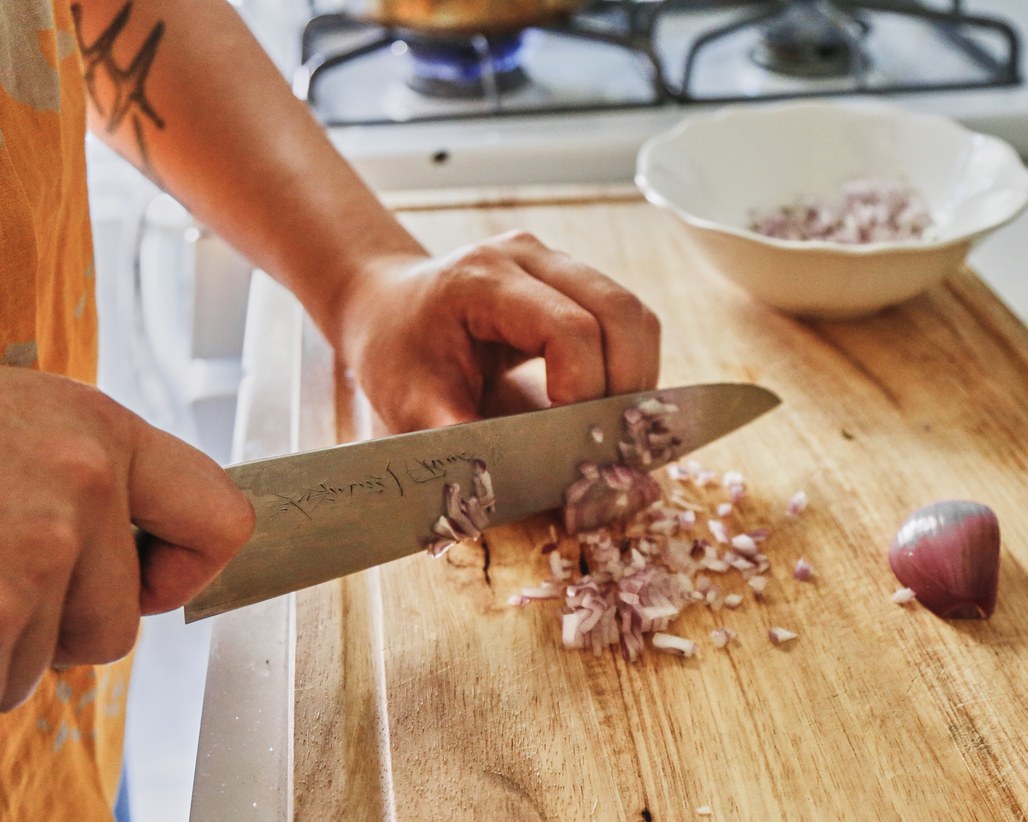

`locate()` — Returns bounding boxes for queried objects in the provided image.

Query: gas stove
[276,0,1028,191]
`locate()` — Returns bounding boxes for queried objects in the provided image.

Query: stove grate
[673,0,1021,103]
[295,0,1022,126]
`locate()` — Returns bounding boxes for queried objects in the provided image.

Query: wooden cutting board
[291,188,1028,821]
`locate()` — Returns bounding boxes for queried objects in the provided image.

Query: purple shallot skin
[889,500,1000,619]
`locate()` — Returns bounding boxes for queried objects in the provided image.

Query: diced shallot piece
[787,490,809,517]
[892,586,917,604]
[620,407,650,465]
[426,539,455,558]
[707,519,729,544]
[768,626,799,646]
[445,483,480,539]
[549,550,572,581]
[636,397,680,417]
[723,593,744,609]
[710,627,737,649]
[561,611,585,647]
[648,517,680,537]
[589,425,604,443]
[432,515,463,542]
[722,470,745,487]
[539,523,561,555]
[793,557,814,582]
[471,459,495,511]
[563,462,661,535]
[700,553,729,573]
[747,575,769,599]
[668,463,690,481]
[462,495,491,533]
[424,469,495,555]
[696,469,717,487]
[652,632,698,658]
[696,807,713,817]
[722,470,747,503]
[515,582,563,601]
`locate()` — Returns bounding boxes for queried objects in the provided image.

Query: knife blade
[183,383,780,622]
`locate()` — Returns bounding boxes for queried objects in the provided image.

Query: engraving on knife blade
[267,452,480,521]
[403,450,478,483]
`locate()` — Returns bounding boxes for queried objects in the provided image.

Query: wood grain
[293,192,1028,821]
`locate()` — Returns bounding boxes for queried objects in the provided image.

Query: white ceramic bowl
[636,100,1028,319]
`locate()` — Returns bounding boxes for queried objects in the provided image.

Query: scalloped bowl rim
[635,101,1028,256]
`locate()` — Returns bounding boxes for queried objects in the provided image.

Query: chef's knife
[183,383,780,622]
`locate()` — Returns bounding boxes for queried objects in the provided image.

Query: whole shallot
[889,500,1000,619]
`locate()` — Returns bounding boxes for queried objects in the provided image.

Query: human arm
[0,0,659,711]
[72,0,661,431]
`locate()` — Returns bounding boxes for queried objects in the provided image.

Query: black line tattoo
[71,2,165,170]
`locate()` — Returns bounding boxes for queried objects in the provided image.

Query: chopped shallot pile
[425,459,495,558]
[510,457,809,662]
[500,395,810,662]
[425,397,815,662]
[749,178,934,244]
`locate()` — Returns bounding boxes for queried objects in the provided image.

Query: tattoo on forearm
[71,2,165,170]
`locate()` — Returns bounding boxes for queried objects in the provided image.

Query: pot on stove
[341,0,588,35]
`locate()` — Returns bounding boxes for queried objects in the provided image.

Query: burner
[750,2,867,79]
[404,34,528,99]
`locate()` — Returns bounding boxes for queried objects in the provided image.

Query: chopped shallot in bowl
[636,100,1028,318]
[749,178,933,244]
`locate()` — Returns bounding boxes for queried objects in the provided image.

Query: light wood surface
[292,190,1028,821]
